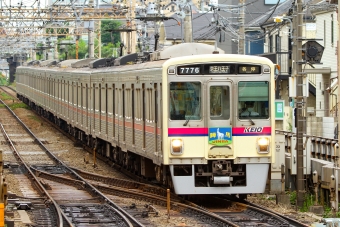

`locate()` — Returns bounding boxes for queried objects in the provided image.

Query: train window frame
[99,83,102,132]
[209,85,230,120]
[238,81,270,120]
[135,88,142,120]
[169,81,202,121]
[125,87,132,119]
[146,87,154,122]
[101,84,107,116]
[111,84,115,138]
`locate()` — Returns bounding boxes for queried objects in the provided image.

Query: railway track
[0,97,143,226]
[73,167,311,227]
[0,86,315,226]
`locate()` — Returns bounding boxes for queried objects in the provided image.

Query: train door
[207,81,233,157]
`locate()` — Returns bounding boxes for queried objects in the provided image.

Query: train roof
[19,43,225,71]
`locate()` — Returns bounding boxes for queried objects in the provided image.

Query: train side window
[154,83,158,124]
[146,88,154,122]
[210,86,230,120]
[126,88,131,118]
[136,88,141,120]
[169,82,201,121]
[101,84,107,115]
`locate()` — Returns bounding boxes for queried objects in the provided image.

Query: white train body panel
[16,43,276,195]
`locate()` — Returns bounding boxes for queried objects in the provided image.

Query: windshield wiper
[240,109,255,125]
[183,103,197,126]
[248,117,255,125]
[183,116,191,126]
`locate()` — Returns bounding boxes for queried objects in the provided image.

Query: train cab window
[210,86,230,120]
[169,82,201,121]
[238,81,269,119]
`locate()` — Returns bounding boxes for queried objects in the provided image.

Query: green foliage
[287,191,314,212]
[288,191,296,205]
[0,102,29,110]
[299,194,314,212]
[27,114,41,122]
[0,92,13,101]
[322,205,340,218]
[101,20,122,45]
[0,76,8,86]
[58,38,88,60]
[323,206,332,218]
[101,42,121,58]
[9,102,29,110]
[50,20,122,60]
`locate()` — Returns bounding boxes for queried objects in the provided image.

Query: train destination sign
[238,65,261,74]
[177,64,261,75]
[209,65,230,74]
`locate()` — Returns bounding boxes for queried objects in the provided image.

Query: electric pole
[336,0,340,213]
[238,0,244,54]
[292,0,305,209]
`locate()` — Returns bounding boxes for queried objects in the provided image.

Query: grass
[27,114,41,122]
[9,102,30,110]
[288,190,340,217]
[287,191,313,212]
[300,194,314,212]
[0,91,13,101]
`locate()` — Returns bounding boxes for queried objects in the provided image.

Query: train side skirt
[169,164,269,194]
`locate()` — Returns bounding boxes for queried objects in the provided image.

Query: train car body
[16,43,276,195]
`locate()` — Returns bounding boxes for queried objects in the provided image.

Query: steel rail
[0,115,68,226]
[0,98,141,227]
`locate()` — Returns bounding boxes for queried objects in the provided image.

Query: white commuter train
[16,43,276,196]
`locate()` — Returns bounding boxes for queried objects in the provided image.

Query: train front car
[162,54,276,195]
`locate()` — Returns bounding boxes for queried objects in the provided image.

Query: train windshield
[238,81,269,119]
[169,82,201,120]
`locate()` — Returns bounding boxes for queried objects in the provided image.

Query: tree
[68,39,88,59]
[58,37,87,60]
[101,20,122,45]
[101,42,121,58]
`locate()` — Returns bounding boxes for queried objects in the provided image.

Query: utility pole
[336,0,340,213]
[88,0,95,58]
[238,0,244,54]
[292,0,305,209]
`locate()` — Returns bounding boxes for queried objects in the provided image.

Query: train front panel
[162,54,276,195]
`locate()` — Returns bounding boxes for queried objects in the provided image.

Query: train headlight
[171,139,183,155]
[257,137,270,153]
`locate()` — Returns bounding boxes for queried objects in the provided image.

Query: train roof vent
[89,58,107,68]
[159,43,225,59]
[89,58,116,68]
[71,58,96,68]
[27,60,39,66]
[105,57,116,67]
[114,53,138,66]
[57,59,80,68]
[39,60,58,67]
